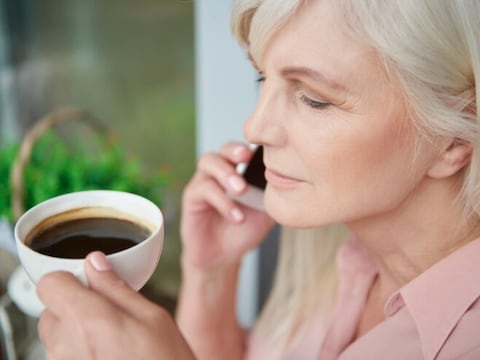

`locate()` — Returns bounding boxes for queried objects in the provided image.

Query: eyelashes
[296,93,331,110]
[255,75,331,110]
[256,75,266,83]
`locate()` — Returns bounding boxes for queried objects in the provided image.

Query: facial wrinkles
[258,3,375,114]
[287,7,413,190]
[260,4,404,145]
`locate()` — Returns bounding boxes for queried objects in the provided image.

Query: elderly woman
[37,0,480,359]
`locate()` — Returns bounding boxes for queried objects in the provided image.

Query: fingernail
[89,252,112,272]
[228,175,246,193]
[231,207,244,222]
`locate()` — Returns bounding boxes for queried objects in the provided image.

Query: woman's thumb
[84,251,147,313]
[88,251,114,272]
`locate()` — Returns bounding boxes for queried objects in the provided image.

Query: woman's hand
[37,252,195,360]
[181,141,274,271]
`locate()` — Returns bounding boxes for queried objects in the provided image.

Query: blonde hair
[232,0,480,350]
[254,226,348,352]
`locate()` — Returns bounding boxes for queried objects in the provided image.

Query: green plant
[0,131,173,222]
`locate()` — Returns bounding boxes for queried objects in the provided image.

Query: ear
[427,139,472,179]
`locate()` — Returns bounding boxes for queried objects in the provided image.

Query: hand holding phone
[233,146,266,211]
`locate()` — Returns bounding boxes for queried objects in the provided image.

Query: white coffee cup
[14,190,164,291]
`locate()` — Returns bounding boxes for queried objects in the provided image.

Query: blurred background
[0,1,194,358]
[1,0,194,290]
[0,1,268,358]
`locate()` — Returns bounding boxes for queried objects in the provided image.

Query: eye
[296,93,331,110]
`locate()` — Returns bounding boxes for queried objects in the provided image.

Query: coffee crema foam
[25,206,156,247]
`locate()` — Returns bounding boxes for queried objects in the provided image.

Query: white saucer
[7,267,44,318]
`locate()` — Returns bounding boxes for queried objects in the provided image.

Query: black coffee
[28,217,151,259]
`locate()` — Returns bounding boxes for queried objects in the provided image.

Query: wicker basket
[9,106,107,221]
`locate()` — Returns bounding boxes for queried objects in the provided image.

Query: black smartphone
[243,146,266,190]
[233,145,266,211]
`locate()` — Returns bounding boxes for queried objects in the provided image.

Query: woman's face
[244,0,440,228]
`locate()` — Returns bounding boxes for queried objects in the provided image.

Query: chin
[264,190,316,228]
[264,187,342,228]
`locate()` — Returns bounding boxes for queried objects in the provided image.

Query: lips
[264,168,305,188]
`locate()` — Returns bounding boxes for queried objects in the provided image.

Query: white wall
[194,1,259,327]
[194,1,257,154]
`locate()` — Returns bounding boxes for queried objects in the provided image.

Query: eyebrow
[280,66,346,92]
[247,51,347,92]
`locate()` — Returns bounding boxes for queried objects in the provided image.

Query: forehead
[257,0,382,88]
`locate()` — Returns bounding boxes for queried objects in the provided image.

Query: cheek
[263,102,429,228]
[285,122,422,226]
[316,124,423,216]
[311,121,412,188]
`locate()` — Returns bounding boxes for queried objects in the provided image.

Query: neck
[348,175,480,297]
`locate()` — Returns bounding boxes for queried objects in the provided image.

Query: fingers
[218,141,253,163]
[182,142,256,224]
[38,309,59,350]
[37,271,93,318]
[183,176,245,223]
[197,152,247,196]
[197,142,254,195]
[36,265,139,321]
[37,310,77,360]
[83,252,156,318]
[36,272,105,358]
[36,256,186,359]
[37,254,155,321]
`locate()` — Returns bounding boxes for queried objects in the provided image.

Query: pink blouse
[246,237,480,359]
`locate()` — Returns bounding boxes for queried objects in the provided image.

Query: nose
[243,83,287,146]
